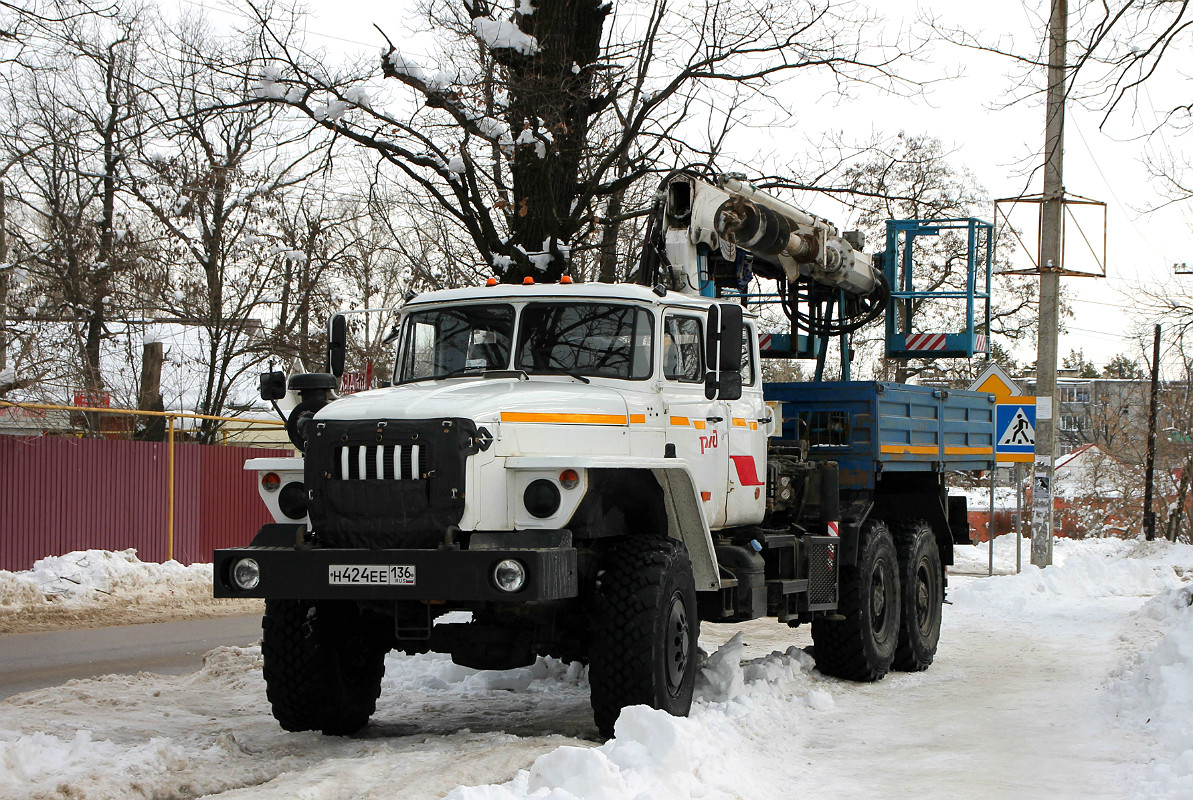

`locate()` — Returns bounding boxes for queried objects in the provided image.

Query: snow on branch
[386,50,427,82]
[472,17,539,56]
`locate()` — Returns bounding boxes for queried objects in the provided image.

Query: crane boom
[657,173,881,298]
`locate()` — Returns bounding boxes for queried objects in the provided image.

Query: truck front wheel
[811,519,900,681]
[589,537,699,739]
[892,519,943,671]
[261,599,389,735]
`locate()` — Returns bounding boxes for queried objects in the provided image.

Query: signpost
[970,364,1036,573]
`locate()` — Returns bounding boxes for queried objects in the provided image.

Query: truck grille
[304,417,482,549]
[334,444,427,480]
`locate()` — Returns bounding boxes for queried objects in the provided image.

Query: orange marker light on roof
[523,276,535,285]
[486,278,498,286]
[561,275,573,284]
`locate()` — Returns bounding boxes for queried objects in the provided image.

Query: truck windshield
[397,304,515,382]
[515,302,653,380]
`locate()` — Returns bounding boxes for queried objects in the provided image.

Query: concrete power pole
[1031,0,1067,568]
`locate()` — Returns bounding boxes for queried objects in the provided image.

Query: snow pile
[1110,584,1193,796]
[951,537,1190,612]
[0,646,283,799]
[445,635,831,799]
[952,530,1027,574]
[0,549,210,606]
[383,651,584,695]
[696,631,746,701]
[0,549,256,632]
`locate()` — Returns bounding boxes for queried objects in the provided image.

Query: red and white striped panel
[904,333,947,351]
[758,333,773,351]
[974,335,988,352]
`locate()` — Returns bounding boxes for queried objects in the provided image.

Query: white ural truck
[214,175,993,738]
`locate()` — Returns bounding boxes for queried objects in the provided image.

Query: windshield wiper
[406,368,528,384]
[404,367,483,384]
[525,369,591,384]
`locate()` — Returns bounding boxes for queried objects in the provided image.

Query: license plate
[328,564,416,586]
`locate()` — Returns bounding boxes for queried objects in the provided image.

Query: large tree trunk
[494,0,610,283]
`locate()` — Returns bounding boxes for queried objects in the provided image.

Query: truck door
[724,322,767,525]
[661,311,730,528]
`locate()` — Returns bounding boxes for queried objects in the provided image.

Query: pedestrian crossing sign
[996,402,1037,461]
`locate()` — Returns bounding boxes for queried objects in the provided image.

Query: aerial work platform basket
[881,218,993,359]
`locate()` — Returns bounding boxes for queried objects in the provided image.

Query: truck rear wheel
[892,519,943,671]
[589,537,698,739]
[261,599,389,735]
[811,519,900,681]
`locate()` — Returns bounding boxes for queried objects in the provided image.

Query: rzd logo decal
[699,430,719,454]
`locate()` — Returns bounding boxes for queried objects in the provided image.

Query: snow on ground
[0,549,260,633]
[0,536,1189,800]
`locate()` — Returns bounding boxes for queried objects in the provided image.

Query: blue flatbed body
[763,381,996,491]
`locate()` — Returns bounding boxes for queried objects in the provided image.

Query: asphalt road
[0,614,263,700]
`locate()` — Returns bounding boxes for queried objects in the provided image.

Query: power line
[177,0,388,52]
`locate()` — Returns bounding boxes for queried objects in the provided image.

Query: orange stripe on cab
[501,412,628,425]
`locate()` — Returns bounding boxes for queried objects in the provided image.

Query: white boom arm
[661,174,879,297]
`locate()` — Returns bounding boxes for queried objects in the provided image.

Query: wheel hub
[916,562,933,632]
[665,593,690,693]
[870,566,887,625]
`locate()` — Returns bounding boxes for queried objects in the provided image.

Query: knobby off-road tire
[811,519,901,681]
[891,518,943,671]
[589,537,699,739]
[261,599,389,736]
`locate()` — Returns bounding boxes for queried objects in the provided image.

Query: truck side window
[663,315,703,382]
[741,324,756,387]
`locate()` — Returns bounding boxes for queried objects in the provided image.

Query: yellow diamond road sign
[969,363,1036,463]
[969,362,1021,399]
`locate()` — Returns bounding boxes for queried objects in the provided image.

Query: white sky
[186,0,1192,369]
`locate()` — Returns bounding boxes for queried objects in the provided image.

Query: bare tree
[0,8,150,406]
[127,12,333,440]
[928,1,1192,203]
[246,0,914,283]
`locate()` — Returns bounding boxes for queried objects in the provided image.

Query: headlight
[523,479,561,518]
[261,472,281,492]
[278,482,307,519]
[231,558,261,590]
[493,559,527,593]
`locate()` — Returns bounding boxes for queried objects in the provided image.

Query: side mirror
[327,314,347,378]
[258,371,287,402]
[705,303,744,400]
[705,370,742,402]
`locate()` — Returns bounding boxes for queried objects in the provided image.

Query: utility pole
[1143,324,1161,541]
[1031,0,1067,567]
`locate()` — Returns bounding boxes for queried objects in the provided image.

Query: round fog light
[523,478,561,518]
[231,558,261,590]
[493,559,527,593]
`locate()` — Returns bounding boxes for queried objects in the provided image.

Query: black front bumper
[213,542,578,602]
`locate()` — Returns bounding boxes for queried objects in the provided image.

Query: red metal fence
[0,436,290,572]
